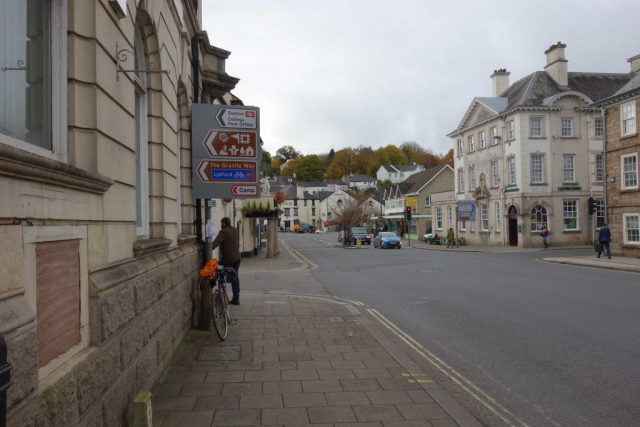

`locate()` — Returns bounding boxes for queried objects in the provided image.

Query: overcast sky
[203,0,640,157]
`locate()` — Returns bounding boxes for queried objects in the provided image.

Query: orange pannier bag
[200,258,219,278]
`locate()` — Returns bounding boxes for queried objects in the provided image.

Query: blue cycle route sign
[211,169,254,181]
[457,200,476,221]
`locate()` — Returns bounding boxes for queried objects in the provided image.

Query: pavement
[150,240,482,427]
[540,253,640,273]
[398,236,592,253]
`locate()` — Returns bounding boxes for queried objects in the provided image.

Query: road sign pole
[205,199,213,263]
[456,207,459,248]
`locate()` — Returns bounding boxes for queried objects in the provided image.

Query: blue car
[374,232,402,249]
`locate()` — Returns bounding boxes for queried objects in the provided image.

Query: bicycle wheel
[211,290,229,340]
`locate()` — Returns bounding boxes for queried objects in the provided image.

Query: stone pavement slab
[542,255,640,273]
[151,293,482,426]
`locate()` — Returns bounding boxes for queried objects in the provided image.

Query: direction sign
[457,200,476,221]
[202,130,258,158]
[196,160,257,183]
[231,185,258,196]
[216,108,257,129]
[192,104,261,199]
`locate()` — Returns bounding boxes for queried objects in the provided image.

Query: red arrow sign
[231,185,258,196]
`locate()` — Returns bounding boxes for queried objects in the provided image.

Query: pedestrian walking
[540,225,549,248]
[446,228,455,248]
[211,217,242,305]
[596,223,612,259]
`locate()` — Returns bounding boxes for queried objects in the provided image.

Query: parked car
[374,232,402,249]
[344,227,371,245]
[315,227,328,234]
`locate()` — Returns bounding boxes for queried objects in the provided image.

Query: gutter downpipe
[191,28,203,256]
[602,108,609,225]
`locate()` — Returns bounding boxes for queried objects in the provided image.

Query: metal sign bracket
[116,42,170,81]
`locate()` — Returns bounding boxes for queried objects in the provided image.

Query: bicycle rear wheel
[211,290,229,340]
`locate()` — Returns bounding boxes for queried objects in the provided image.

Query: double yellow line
[366,306,533,427]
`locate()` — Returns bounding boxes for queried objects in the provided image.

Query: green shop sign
[504,187,520,193]
[557,186,581,191]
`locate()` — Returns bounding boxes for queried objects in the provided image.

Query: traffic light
[588,197,596,215]
[405,206,412,221]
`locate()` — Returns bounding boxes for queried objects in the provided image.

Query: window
[530,205,548,232]
[530,117,542,137]
[304,200,307,206]
[368,201,373,207]
[481,204,489,231]
[134,26,149,237]
[491,127,498,145]
[563,155,575,182]
[596,154,604,183]
[495,202,501,232]
[594,118,604,138]
[468,135,475,152]
[469,166,476,190]
[425,195,431,207]
[508,157,516,185]
[312,199,315,206]
[294,207,299,216]
[595,199,605,229]
[507,121,515,140]
[624,214,640,244]
[479,131,486,149]
[436,208,443,230]
[531,155,544,184]
[458,169,465,193]
[622,153,638,190]
[563,200,578,230]
[458,139,463,156]
[284,208,290,216]
[337,199,343,208]
[447,206,452,229]
[621,101,636,136]
[561,118,573,137]
[327,212,332,219]
[491,161,499,187]
[294,199,298,206]
[312,208,316,216]
[460,220,466,231]
[400,173,404,177]
[0,0,67,161]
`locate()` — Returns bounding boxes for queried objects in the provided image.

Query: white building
[376,163,426,183]
[342,174,376,191]
[445,42,636,247]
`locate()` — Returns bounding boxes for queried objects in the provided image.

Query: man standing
[540,225,549,248]
[597,223,612,259]
[211,217,241,304]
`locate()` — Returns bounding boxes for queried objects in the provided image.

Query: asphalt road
[280,232,640,427]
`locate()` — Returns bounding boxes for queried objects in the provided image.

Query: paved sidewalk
[242,241,310,273]
[541,254,640,273]
[399,237,591,253]
[151,293,480,426]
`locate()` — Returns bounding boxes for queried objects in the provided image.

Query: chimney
[544,42,568,86]
[628,54,640,74]
[490,69,510,97]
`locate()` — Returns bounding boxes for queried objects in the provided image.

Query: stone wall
[6,243,200,427]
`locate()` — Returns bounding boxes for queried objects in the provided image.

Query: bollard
[131,391,153,427]
[356,238,361,248]
[0,332,13,427]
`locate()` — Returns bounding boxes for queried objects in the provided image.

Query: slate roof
[401,165,452,194]
[324,180,346,185]
[298,181,328,188]
[451,70,636,135]
[381,165,397,172]
[347,174,376,182]
[282,185,297,201]
[394,164,422,172]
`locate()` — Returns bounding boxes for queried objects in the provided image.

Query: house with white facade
[377,163,426,183]
[319,188,358,227]
[343,174,376,191]
[324,179,348,192]
[296,181,328,197]
[445,42,636,248]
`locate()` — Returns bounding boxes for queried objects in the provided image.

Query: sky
[202,0,640,157]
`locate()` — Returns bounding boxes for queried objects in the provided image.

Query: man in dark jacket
[597,223,612,259]
[212,217,241,304]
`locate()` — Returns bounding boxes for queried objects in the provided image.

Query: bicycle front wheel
[211,291,229,340]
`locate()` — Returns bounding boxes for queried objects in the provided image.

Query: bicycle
[200,264,236,340]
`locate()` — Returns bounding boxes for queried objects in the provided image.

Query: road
[279,232,640,427]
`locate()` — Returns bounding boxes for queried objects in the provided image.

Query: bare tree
[332,194,374,245]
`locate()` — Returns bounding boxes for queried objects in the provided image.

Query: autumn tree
[399,141,426,164]
[280,158,300,177]
[326,148,354,179]
[332,193,374,245]
[440,148,454,167]
[261,150,273,177]
[293,155,326,181]
[275,146,301,163]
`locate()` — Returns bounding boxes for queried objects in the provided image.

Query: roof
[298,181,327,188]
[592,72,640,106]
[450,70,636,135]
[282,185,297,201]
[394,164,422,172]
[324,180,346,185]
[347,174,376,182]
[381,165,397,173]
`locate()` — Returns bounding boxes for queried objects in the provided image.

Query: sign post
[192,104,261,199]
[457,200,476,249]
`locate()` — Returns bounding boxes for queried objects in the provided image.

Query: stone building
[445,42,635,247]
[591,55,640,257]
[0,1,240,425]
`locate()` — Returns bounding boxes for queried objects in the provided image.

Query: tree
[399,141,426,164]
[327,148,335,166]
[376,145,407,165]
[293,155,326,181]
[440,149,454,167]
[270,157,282,175]
[332,193,374,245]
[420,148,441,169]
[280,158,300,177]
[326,148,354,179]
[261,150,273,177]
[275,146,301,162]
